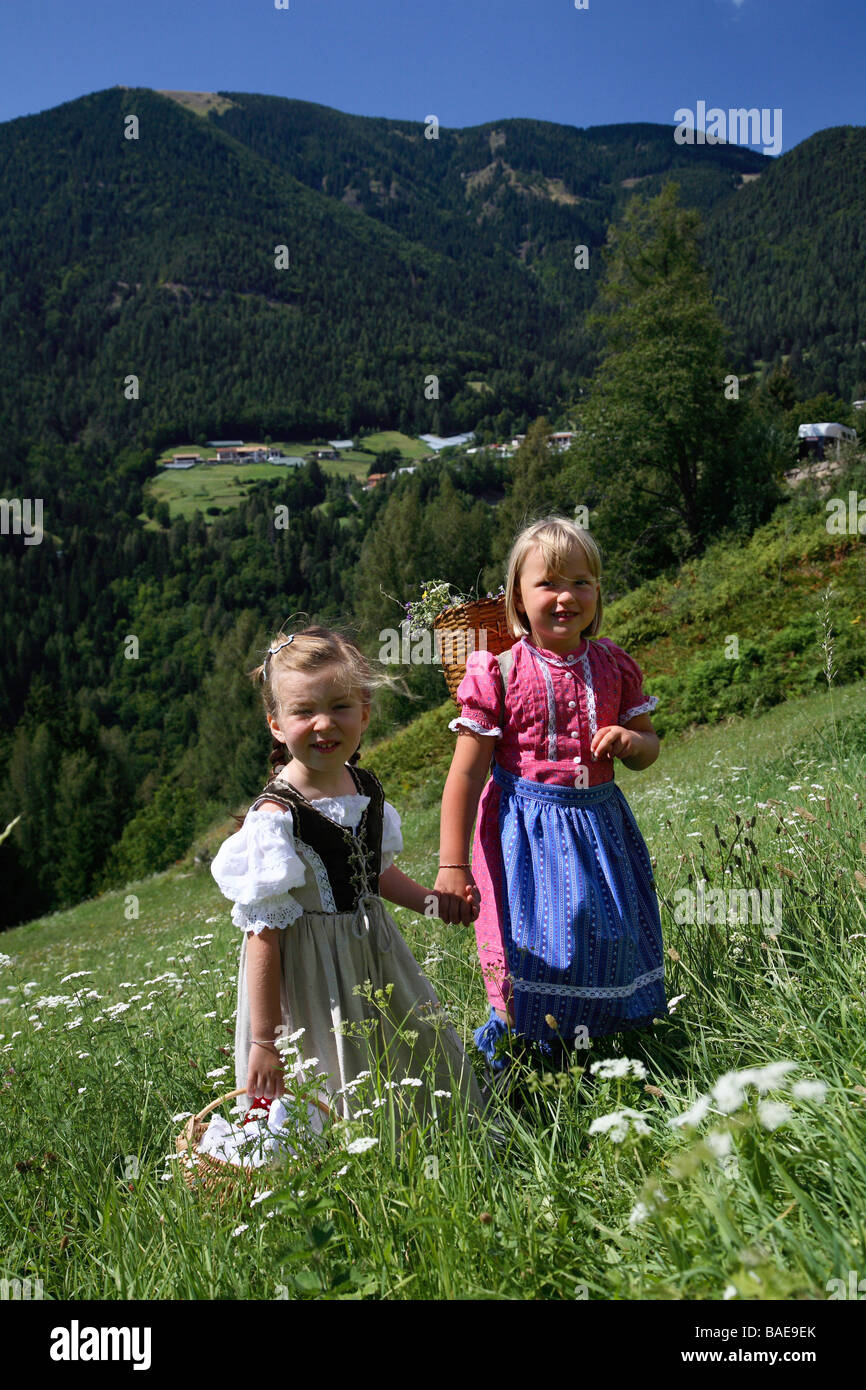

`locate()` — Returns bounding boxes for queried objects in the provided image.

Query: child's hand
[246,1043,286,1104]
[432,869,480,926]
[590,725,641,762]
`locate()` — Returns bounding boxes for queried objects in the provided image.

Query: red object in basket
[242,1095,273,1125]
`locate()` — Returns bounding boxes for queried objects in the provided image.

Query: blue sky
[1,0,863,153]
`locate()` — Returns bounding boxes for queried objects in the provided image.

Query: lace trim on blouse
[623,696,659,722]
[230,896,304,935]
[578,649,599,744]
[525,642,561,759]
[220,793,402,933]
[448,716,502,737]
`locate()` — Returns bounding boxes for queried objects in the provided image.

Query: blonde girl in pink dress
[434,516,667,1068]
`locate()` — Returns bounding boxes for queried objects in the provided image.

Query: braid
[269,738,289,772]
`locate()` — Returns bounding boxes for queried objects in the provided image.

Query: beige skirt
[234,894,483,1124]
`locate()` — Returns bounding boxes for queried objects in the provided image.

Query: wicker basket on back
[432,594,517,706]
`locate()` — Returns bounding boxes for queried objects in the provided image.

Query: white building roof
[418,432,476,450]
[328,440,355,449]
[797,422,857,439]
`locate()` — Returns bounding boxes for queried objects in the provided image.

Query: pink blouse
[448,634,658,786]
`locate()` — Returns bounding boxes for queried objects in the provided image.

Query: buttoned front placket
[526,642,598,786]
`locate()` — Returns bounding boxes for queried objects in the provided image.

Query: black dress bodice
[247,763,385,911]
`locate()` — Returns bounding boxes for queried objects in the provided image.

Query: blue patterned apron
[494,762,667,1040]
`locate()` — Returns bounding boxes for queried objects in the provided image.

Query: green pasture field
[2,658,865,1300]
[359,431,434,461]
[143,433,431,525]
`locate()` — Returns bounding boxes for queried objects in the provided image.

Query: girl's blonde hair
[250,624,392,771]
[504,515,604,639]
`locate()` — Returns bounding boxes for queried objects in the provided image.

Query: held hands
[432,868,481,926]
[246,1042,285,1104]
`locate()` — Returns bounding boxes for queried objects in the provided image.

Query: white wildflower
[346,1136,379,1154]
[711,1071,749,1114]
[433,1089,451,1098]
[400,1077,423,1087]
[667,994,686,1014]
[205,1066,230,1078]
[757,1100,792,1130]
[750,1060,798,1093]
[250,1189,273,1206]
[0,954,13,969]
[791,1079,827,1102]
[704,1129,733,1158]
[231,1224,248,1237]
[628,1201,650,1226]
[590,1057,647,1081]
[294,1057,319,1072]
[172,1112,194,1123]
[286,1027,306,1043]
[588,1108,651,1143]
[669,1093,712,1129]
[335,1164,350,1177]
[723,1285,738,1300]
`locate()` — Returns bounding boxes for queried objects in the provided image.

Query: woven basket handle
[194,1087,249,1125]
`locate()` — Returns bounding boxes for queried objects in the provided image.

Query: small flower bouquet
[399,579,513,704]
[402,579,505,636]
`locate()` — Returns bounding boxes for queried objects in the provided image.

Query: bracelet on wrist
[251,1039,280,1053]
[438,862,471,869]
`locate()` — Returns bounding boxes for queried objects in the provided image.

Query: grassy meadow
[1,648,865,1299]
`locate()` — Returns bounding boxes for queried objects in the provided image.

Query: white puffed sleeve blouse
[210,794,404,936]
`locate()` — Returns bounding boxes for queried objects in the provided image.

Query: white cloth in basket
[196,1096,327,1170]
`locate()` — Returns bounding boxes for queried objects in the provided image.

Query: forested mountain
[0,87,550,459]
[1,87,863,470]
[1,87,864,931]
[707,125,866,400]
[208,93,765,338]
